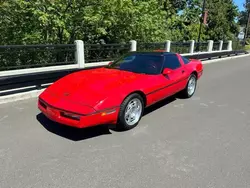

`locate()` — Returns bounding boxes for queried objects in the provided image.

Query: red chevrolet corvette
[38,52,203,130]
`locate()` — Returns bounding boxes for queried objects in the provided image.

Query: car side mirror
[162,68,172,75]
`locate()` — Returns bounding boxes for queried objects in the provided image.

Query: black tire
[180,74,197,98]
[117,93,144,131]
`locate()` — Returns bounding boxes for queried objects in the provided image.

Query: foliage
[247,38,250,44]
[96,0,170,43]
[0,0,170,44]
[0,0,242,45]
[237,0,250,36]
[244,44,250,50]
[204,0,239,41]
[238,10,249,26]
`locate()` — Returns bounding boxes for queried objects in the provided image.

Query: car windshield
[108,53,164,75]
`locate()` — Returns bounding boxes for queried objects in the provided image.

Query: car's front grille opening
[60,112,81,121]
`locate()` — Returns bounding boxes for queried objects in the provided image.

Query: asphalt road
[1,56,250,188]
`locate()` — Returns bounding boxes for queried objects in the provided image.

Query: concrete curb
[0,53,249,104]
[0,89,45,104]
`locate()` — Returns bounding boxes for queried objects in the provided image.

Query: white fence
[0,40,232,77]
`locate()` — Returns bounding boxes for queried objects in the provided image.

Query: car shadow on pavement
[109,96,177,132]
[36,113,112,141]
[143,95,176,116]
[36,95,177,140]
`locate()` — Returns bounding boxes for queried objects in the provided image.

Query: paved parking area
[1,56,250,188]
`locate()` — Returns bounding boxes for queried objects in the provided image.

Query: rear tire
[180,74,197,98]
[117,93,144,131]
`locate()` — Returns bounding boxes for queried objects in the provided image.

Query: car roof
[127,51,177,56]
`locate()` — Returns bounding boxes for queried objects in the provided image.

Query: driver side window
[163,54,181,70]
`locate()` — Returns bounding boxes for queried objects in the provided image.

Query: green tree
[0,0,241,45]
[0,0,104,44]
[0,0,171,45]
[238,0,250,39]
[238,11,249,26]
[87,0,171,43]
[204,0,239,41]
[178,0,203,41]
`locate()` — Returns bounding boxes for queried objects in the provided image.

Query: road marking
[0,115,8,122]
[235,109,246,115]
[174,104,185,108]
[14,106,25,111]
[88,145,122,153]
[217,104,228,107]
[191,96,201,101]
[200,103,209,107]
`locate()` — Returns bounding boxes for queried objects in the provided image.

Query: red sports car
[38,52,203,130]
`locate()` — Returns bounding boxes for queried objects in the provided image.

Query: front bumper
[38,99,119,128]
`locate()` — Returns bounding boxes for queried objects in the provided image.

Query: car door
[160,54,188,95]
[176,54,191,90]
[144,73,173,105]
[144,54,190,106]
[145,54,187,105]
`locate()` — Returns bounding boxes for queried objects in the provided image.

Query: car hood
[45,68,146,107]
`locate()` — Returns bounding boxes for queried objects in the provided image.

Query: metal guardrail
[194,42,208,52]
[0,50,248,96]
[0,65,104,96]
[137,43,166,52]
[0,44,76,71]
[0,41,234,72]
[85,43,130,63]
[222,42,229,50]
[171,42,191,54]
[212,42,220,51]
[184,50,247,60]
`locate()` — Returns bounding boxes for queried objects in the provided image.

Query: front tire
[117,93,144,131]
[180,74,197,98]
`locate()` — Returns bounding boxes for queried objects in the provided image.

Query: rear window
[181,56,190,64]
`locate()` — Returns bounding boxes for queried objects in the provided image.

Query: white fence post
[219,40,223,51]
[207,40,214,52]
[164,40,171,52]
[74,40,85,68]
[130,40,137,51]
[189,40,195,54]
[227,40,232,51]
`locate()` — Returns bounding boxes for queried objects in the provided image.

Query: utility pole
[196,0,206,52]
[243,1,250,46]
